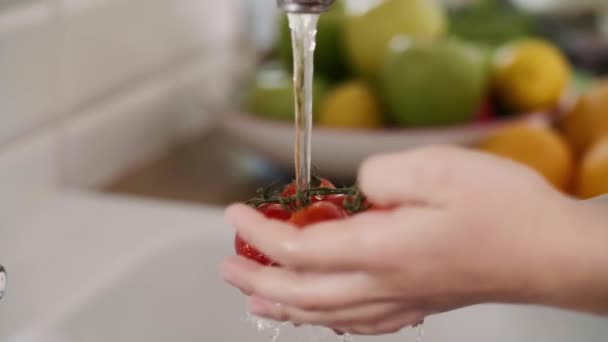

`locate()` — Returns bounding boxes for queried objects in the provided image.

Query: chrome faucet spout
[276,0,334,13]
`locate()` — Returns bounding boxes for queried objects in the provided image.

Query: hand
[221,146,607,335]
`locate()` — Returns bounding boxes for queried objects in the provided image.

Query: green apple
[245,64,329,122]
[381,37,488,127]
[277,0,349,82]
[449,1,536,48]
[345,0,447,79]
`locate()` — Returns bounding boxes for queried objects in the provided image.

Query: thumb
[359,146,470,207]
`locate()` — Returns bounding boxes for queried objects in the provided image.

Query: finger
[249,296,407,327]
[359,145,469,207]
[228,203,442,271]
[338,310,426,336]
[220,256,257,296]
[226,204,304,266]
[226,204,392,270]
[221,256,379,310]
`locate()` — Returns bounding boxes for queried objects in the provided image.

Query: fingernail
[249,297,272,316]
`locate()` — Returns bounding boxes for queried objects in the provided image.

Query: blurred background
[2,1,608,340]
[3,0,608,217]
[0,0,608,342]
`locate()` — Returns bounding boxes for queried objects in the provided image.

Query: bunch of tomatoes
[235,177,372,266]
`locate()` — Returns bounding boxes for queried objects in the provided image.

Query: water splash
[244,313,289,342]
[243,314,363,342]
[340,333,354,342]
[415,324,425,342]
[244,314,430,342]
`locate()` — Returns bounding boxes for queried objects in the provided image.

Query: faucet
[0,265,6,301]
[276,0,335,13]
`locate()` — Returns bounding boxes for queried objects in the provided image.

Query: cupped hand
[220,146,584,335]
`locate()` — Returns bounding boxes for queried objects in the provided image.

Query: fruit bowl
[222,110,552,179]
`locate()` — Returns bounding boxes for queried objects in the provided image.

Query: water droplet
[415,324,425,342]
[244,313,289,341]
[340,333,354,342]
[0,265,6,300]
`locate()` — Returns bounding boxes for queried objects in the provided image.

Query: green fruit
[277,1,349,81]
[382,38,488,127]
[345,0,447,78]
[449,3,536,48]
[246,65,328,122]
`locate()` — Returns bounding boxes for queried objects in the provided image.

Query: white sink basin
[1,192,607,342]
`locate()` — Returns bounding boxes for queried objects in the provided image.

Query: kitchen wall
[0,0,246,222]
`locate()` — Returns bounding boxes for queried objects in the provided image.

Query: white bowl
[222,110,551,178]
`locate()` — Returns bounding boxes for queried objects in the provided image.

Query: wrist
[529,197,608,314]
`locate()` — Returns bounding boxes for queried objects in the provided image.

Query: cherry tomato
[235,202,347,265]
[321,195,374,214]
[235,234,276,266]
[320,194,347,207]
[256,203,292,220]
[234,203,291,266]
[235,181,372,266]
[289,201,347,228]
[281,178,335,198]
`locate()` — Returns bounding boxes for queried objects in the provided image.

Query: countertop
[0,190,228,339]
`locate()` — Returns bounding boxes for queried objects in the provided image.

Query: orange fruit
[576,136,608,199]
[480,124,574,190]
[560,80,608,154]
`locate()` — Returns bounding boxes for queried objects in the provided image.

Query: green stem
[246,186,368,214]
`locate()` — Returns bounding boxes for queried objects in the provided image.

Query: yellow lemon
[318,81,384,129]
[576,136,608,199]
[493,38,571,113]
[480,124,574,190]
[560,80,608,154]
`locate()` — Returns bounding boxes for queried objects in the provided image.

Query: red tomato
[235,202,347,265]
[320,194,347,207]
[234,234,276,266]
[256,203,292,220]
[289,201,347,228]
[281,178,335,198]
[234,203,291,266]
[321,195,374,214]
[360,198,374,210]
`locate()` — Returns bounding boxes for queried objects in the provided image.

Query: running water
[243,8,423,342]
[288,13,319,193]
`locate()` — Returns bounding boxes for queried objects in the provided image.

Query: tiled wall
[0,0,246,219]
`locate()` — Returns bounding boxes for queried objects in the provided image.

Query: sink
[5,193,606,342]
[22,228,608,342]
[104,129,291,207]
[103,128,361,207]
